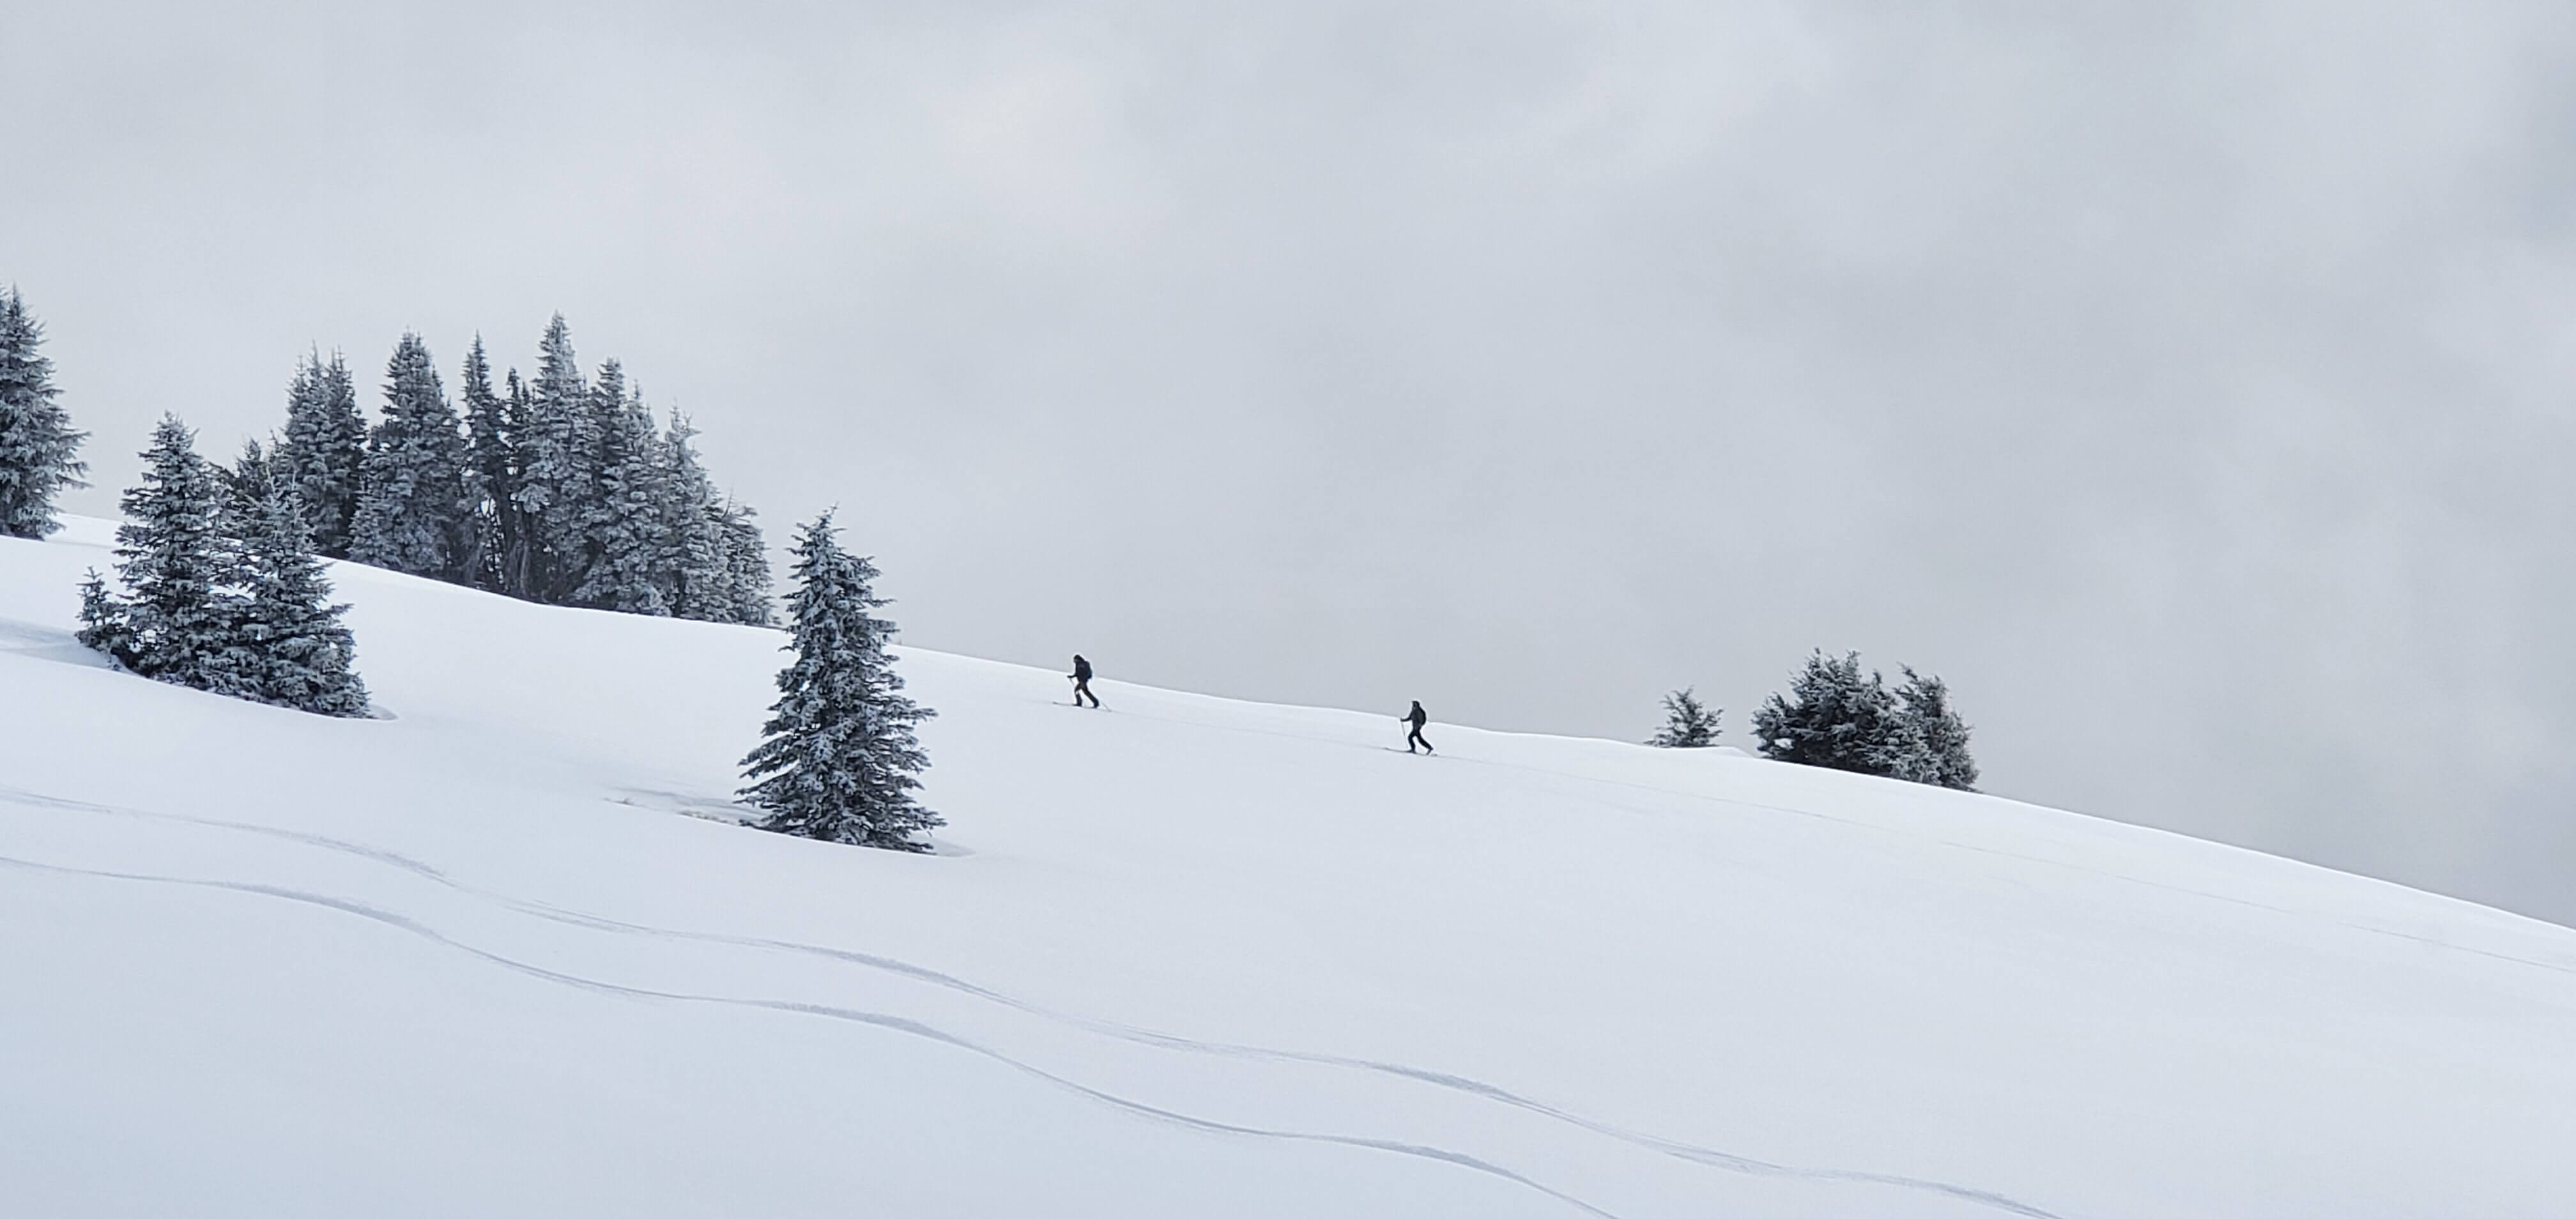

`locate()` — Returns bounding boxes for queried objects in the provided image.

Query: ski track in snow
[1,783,2069,1219]
[0,852,1622,1219]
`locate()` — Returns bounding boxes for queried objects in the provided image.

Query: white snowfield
[4,519,2573,1219]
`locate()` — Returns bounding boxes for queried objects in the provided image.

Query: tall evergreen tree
[496,367,540,598]
[276,350,368,558]
[1892,667,1977,791]
[229,483,371,716]
[1752,651,1904,776]
[570,361,670,613]
[0,288,87,539]
[458,336,519,594]
[349,333,471,578]
[1648,687,1722,748]
[740,513,937,850]
[657,410,733,621]
[514,314,595,602]
[79,417,242,693]
[718,498,774,626]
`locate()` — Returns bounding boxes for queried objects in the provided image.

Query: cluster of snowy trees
[1652,654,1977,791]
[79,417,370,716]
[254,316,770,622]
[1751,651,1977,790]
[0,288,88,540]
[12,286,936,836]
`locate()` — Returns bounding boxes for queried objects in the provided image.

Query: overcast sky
[8,0,2574,925]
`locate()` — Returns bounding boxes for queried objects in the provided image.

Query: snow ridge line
[0,784,2071,1219]
[1496,758,2576,977]
[1121,711,2576,979]
[0,852,1622,1219]
[1107,703,2576,960]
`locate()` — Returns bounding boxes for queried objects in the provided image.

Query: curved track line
[0,784,2070,1218]
[0,852,1622,1219]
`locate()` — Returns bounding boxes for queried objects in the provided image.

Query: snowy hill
[5,518,2573,1219]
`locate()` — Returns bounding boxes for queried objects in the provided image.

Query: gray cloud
[8,0,2574,922]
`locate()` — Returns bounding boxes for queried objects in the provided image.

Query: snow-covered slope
[4,519,2573,1219]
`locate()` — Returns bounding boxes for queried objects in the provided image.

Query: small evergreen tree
[1648,687,1722,748]
[349,333,471,579]
[276,350,369,558]
[230,483,371,716]
[80,417,243,692]
[75,569,135,664]
[569,361,670,613]
[1751,650,1903,776]
[740,512,937,850]
[0,288,88,539]
[1892,667,1977,790]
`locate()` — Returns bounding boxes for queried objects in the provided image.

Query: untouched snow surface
[5,518,2575,1218]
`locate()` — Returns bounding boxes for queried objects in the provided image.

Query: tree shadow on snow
[606,787,974,855]
[0,620,119,671]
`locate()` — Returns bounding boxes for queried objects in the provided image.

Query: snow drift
[4,518,2572,1218]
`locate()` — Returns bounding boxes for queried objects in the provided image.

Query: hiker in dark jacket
[1401,700,1432,754]
[1070,654,1100,709]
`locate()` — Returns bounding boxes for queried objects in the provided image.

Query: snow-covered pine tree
[740,512,938,850]
[1648,687,1722,748]
[79,417,244,692]
[1892,666,1977,790]
[569,360,670,614]
[1751,650,1903,776]
[512,314,595,603]
[718,498,774,626]
[0,288,88,539]
[458,336,519,595]
[657,410,733,621]
[349,333,471,579]
[275,350,369,558]
[74,569,135,663]
[231,482,370,716]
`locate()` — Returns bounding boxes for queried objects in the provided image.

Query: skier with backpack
[1070,654,1100,709]
[1400,700,1432,754]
